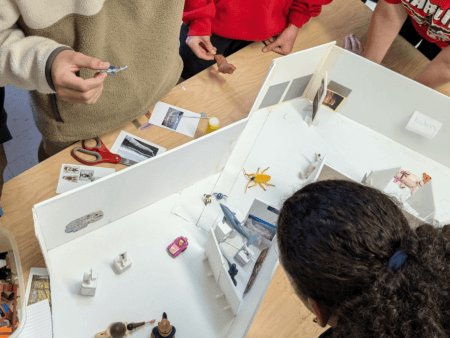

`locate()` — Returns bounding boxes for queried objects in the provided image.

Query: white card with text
[405,111,442,139]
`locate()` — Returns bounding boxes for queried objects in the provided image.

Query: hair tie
[388,250,409,273]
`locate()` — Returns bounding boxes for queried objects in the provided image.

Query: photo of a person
[322,89,347,111]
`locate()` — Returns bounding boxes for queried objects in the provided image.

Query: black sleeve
[0,252,8,260]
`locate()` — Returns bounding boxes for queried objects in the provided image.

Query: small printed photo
[117,135,161,163]
[79,170,95,182]
[63,165,80,174]
[322,89,347,111]
[62,175,78,183]
[312,77,327,121]
[162,107,184,131]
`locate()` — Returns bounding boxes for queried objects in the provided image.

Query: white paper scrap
[405,111,442,139]
[20,299,53,338]
[56,164,115,194]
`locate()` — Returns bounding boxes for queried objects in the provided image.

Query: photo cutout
[63,165,80,174]
[311,75,327,123]
[162,107,184,131]
[79,170,94,182]
[117,135,162,163]
[323,89,347,112]
[62,175,78,183]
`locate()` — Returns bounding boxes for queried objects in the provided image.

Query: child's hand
[344,34,363,55]
[262,24,299,55]
[186,36,217,61]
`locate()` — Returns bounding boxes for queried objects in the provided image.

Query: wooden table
[1,0,449,336]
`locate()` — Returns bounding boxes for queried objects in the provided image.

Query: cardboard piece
[205,228,226,283]
[405,111,443,139]
[407,181,436,221]
[34,118,248,257]
[365,167,402,192]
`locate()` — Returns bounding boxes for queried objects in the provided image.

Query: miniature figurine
[243,167,275,193]
[423,173,432,184]
[113,252,132,274]
[81,268,98,296]
[225,258,238,286]
[300,153,323,180]
[234,246,254,266]
[97,65,128,76]
[95,320,156,338]
[199,42,236,75]
[394,171,429,194]
[220,204,259,247]
[214,55,236,74]
[213,193,228,200]
[204,194,212,205]
[95,322,129,338]
[151,312,176,338]
[167,237,188,258]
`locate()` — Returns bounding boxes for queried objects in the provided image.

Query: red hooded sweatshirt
[182,0,334,41]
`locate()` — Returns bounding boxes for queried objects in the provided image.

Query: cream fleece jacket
[0,0,184,142]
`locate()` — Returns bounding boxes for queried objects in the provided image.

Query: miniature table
[1,0,449,336]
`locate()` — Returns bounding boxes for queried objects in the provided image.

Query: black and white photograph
[110,131,166,163]
[162,107,184,131]
[149,102,201,137]
[79,170,94,182]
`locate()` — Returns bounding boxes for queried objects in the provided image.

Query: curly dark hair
[277,180,450,338]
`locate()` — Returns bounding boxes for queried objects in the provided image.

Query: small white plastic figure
[113,252,132,274]
[234,247,254,266]
[300,153,322,180]
[81,268,98,296]
[214,222,232,243]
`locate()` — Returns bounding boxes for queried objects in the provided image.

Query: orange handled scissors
[71,137,137,166]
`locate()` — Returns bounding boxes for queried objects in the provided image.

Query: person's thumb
[203,39,217,55]
[262,41,277,53]
[74,53,110,70]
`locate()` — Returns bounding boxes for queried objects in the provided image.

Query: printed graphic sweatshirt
[0,0,184,142]
[183,0,334,41]
[386,0,450,49]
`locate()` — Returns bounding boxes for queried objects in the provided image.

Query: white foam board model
[407,181,436,221]
[366,167,402,191]
[33,43,450,338]
[205,228,226,283]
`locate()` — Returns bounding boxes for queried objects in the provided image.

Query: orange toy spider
[243,167,275,193]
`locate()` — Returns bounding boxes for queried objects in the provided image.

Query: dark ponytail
[277,180,450,337]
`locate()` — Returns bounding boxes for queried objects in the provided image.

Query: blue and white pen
[97,65,128,76]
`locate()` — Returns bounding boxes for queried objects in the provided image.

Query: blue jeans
[0,87,12,144]
[179,23,252,80]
